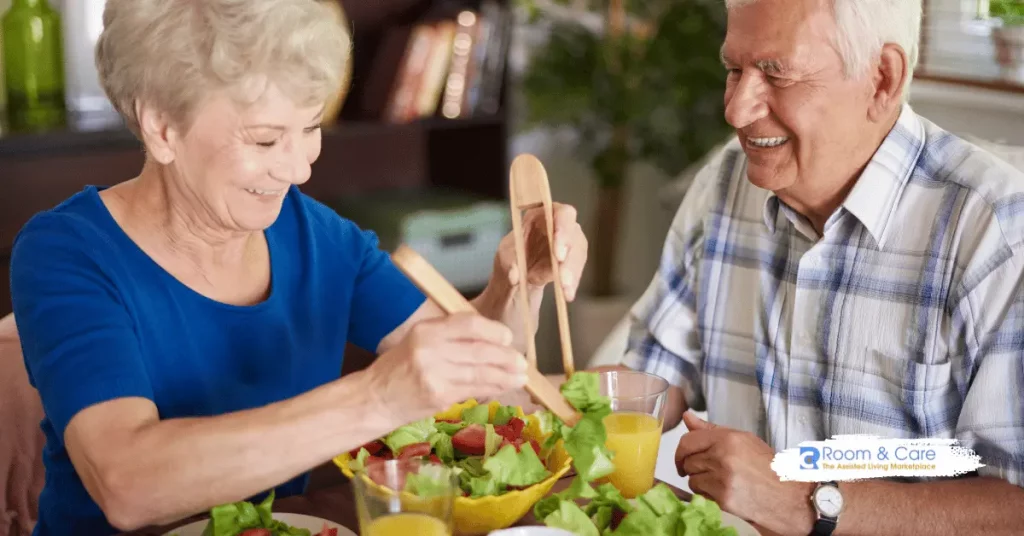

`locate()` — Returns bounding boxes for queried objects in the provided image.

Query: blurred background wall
[2,0,1024,373]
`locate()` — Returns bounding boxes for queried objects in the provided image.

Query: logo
[772,436,985,483]
[800,446,820,470]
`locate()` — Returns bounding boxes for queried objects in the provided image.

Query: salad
[534,480,738,536]
[194,491,337,536]
[348,371,738,535]
[527,373,739,536]
[347,397,555,498]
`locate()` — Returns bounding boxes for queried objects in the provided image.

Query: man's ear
[136,100,178,165]
[869,43,908,122]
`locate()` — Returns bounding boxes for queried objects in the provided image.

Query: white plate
[489,528,578,536]
[164,513,356,536]
[488,511,759,536]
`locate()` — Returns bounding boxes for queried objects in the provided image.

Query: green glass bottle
[2,0,66,131]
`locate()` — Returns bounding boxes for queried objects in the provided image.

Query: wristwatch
[810,481,844,535]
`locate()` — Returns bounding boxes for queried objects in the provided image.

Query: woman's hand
[493,203,588,301]
[365,312,529,427]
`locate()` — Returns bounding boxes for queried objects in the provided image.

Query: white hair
[725,0,922,99]
[96,0,352,136]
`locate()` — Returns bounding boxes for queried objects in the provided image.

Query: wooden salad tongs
[508,153,576,380]
[391,244,582,427]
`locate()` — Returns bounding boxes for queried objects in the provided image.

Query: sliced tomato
[437,418,462,424]
[508,417,526,437]
[494,417,527,442]
[398,442,432,460]
[611,508,627,530]
[493,425,516,442]
[349,439,385,458]
[452,424,486,455]
[315,523,338,536]
[428,454,441,464]
[239,530,272,536]
[381,450,394,460]
[529,439,541,455]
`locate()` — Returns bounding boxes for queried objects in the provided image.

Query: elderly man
[618,0,1024,535]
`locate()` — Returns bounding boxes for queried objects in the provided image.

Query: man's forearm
[831,476,1024,535]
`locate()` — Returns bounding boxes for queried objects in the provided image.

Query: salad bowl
[333,399,573,535]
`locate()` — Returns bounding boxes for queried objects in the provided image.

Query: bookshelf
[0,0,513,318]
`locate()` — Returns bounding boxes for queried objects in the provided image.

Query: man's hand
[675,412,815,536]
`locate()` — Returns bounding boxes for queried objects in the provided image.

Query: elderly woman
[8,1,587,534]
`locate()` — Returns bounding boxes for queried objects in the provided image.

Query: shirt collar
[841,103,925,249]
[761,104,925,248]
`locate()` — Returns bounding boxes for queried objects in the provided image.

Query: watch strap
[811,517,837,536]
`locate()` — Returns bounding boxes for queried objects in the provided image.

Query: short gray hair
[96,0,352,136]
[725,0,921,99]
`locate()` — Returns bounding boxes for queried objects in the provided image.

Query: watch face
[814,485,844,517]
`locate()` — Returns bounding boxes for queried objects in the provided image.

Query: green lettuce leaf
[435,421,466,435]
[533,495,562,521]
[544,500,601,536]
[640,484,683,517]
[607,505,673,536]
[560,372,612,418]
[456,457,487,477]
[562,415,615,481]
[202,495,264,536]
[201,491,312,536]
[585,483,632,516]
[560,476,598,501]
[384,417,436,454]
[467,474,505,497]
[461,405,490,425]
[533,410,559,437]
[348,447,370,473]
[404,465,453,498]
[268,521,312,536]
[492,405,518,425]
[591,505,613,532]
[482,444,551,487]
[429,432,454,464]
[256,490,274,525]
[484,424,505,457]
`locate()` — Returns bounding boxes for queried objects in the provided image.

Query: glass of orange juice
[599,370,669,499]
[353,458,457,536]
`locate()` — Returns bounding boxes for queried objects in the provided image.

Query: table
[130,468,698,535]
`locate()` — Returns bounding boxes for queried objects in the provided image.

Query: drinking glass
[353,458,457,536]
[599,370,670,498]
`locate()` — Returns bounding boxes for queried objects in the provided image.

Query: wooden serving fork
[391,245,581,427]
[508,153,576,379]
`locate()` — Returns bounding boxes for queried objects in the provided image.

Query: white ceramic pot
[992,24,1024,83]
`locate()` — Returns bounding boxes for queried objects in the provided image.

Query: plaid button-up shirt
[624,105,1024,486]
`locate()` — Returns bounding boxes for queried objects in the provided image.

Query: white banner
[771,436,985,482]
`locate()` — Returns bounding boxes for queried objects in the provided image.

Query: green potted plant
[515,0,732,359]
[990,0,1024,82]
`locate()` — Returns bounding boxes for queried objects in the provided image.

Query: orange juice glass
[599,370,669,498]
[353,459,456,536]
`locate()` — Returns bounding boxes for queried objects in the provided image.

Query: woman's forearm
[79,369,397,530]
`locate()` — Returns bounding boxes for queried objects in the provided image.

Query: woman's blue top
[9,186,425,534]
